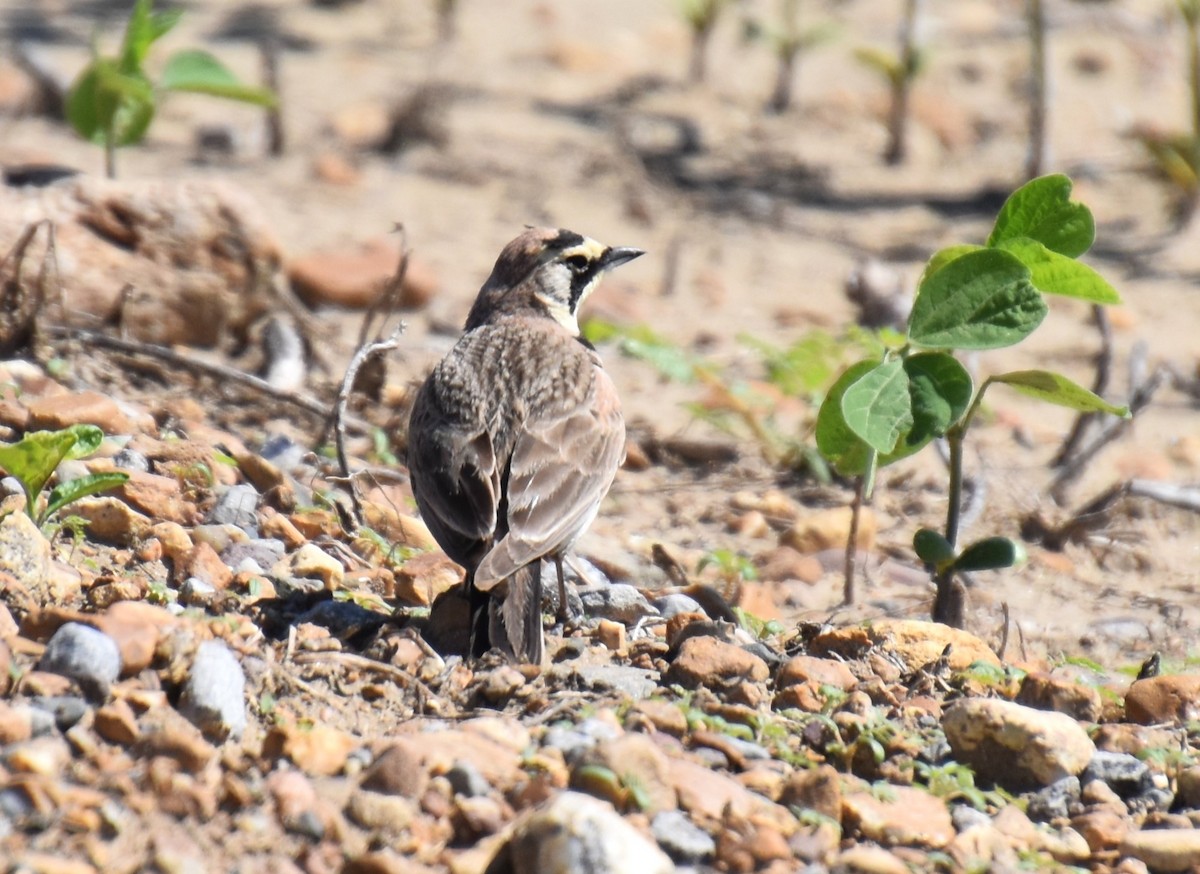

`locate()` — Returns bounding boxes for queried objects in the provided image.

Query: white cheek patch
[536,292,580,335]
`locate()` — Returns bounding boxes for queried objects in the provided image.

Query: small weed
[66,0,276,177]
[0,424,129,528]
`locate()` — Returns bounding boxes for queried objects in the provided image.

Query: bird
[406,227,643,663]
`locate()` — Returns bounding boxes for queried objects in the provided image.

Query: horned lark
[406,227,643,663]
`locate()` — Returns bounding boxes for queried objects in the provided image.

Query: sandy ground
[4,0,1200,668]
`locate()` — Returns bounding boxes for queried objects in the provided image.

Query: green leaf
[986,174,1095,258]
[0,430,81,518]
[816,359,879,476]
[64,425,104,460]
[952,536,1026,573]
[160,50,277,106]
[903,352,973,445]
[840,358,912,454]
[908,249,1046,350]
[854,46,902,83]
[120,0,181,73]
[997,238,1121,304]
[67,60,155,146]
[43,472,130,524]
[913,527,955,569]
[918,244,982,287]
[991,370,1130,416]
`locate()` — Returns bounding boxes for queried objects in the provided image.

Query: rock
[668,758,794,832]
[1125,675,1200,726]
[627,699,688,737]
[1026,776,1080,822]
[343,851,441,874]
[813,619,1000,672]
[1016,672,1102,722]
[664,636,769,692]
[38,622,121,700]
[1120,829,1200,872]
[0,703,34,743]
[93,600,176,677]
[780,763,841,821]
[94,699,140,745]
[842,784,956,848]
[179,577,217,607]
[493,791,673,874]
[346,789,418,834]
[221,538,286,572]
[0,176,282,347]
[178,639,246,742]
[578,583,658,624]
[263,723,356,777]
[287,238,436,310]
[393,551,463,606]
[1072,807,1128,854]
[286,543,344,590]
[781,506,876,553]
[177,542,233,590]
[589,733,676,814]
[361,741,427,798]
[71,497,152,546]
[595,619,626,651]
[943,699,1095,791]
[777,654,858,690]
[137,709,216,772]
[653,593,704,619]
[651,809,714,863]
[447,760,492,798]
[114,471,198,525]
[755,545,824,584]
[1083,750,1152,798]
[0,510,52,604]
[205,483,260,532]
[6,736,71,776]
[565,664,660,700]
[26,391,134,435]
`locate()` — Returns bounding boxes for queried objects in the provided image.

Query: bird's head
[465,228,644,334]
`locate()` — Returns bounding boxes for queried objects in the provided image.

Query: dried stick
[1049,349,1164,503]
[331,233,411,524]
[1053,305,1113,467]
[45,325,371,434]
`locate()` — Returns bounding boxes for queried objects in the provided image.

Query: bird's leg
[554,555,570,625]
[467,572,491,659]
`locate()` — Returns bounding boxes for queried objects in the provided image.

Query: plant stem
[767,46,798,113]
[261,35,284,157]
[884,0,920,165]
[944,427,964,549]
[104,128,116,179]
[842,474,867,605]
[1025,0,1047,179]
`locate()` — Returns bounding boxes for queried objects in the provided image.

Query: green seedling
[855,0,925,164]
[676,0,733,84]
[914,760,1010,811]
[66,0,276,178]
[815,174,1128,626]
[743,0,838,113]
[0,424,129,527]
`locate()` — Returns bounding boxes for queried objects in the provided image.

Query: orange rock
[393,552,463,606]
[1016,672,1102,722]
[177,542,232,590]
[93,600,178,675]
[843,784,956,848]
[26,391,134,435]
[95,699,140,745]
[115,470,199,526]
[664,636,769,690]
[263,723,356,777]
[812,618,1000,672]
[1124,674,1200,726]
[287,239,438,310]
[777,654,858,690]
[312,150,361,186]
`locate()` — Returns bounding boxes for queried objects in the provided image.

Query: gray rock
[654,593,704,620]
[568,664,660,700]
[578,584,658,624]
[1082,750,1150,796]
[501,791,674,874]
[951,805,991,832]
[179,639,246,741]
[446,760,491,798]
[259,434,305,471]
[221,538,285,572]
[652,809,715,862]
[1026,776,1080,822]
[112,447,151,473]
[205,483,259,533]
[38,622,121,700]
[542,727,598,764]
[179,577,217,607]
[296,599,387,638]
[29,696,89,731]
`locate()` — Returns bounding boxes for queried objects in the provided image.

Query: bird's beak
[599,246,645,271]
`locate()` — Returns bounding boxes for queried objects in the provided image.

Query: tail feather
[488,563,545,664]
